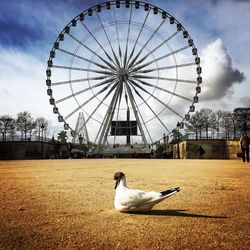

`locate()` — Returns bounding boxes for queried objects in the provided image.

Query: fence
[183,132,241,140]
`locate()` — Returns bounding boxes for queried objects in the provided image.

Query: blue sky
[0,0,250,137]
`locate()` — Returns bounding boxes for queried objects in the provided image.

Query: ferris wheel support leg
[126,108,131,145]
[94,108,109,145]
[97,83,122,145]
[125,83,147,145]
[93,82,120,145]
[102,84,123,145]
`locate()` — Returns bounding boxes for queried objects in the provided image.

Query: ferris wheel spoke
[96,11,121,68]
[80,21,118,69]
[64,80,116,121]
[126,82,154,143]
[123,4,133,67]
[52,75,113,86]
[126,9,151,68]
[127,19,165,69]
[77,81,120,139]
[131,62,196,74]
[132,75,197,84]
[52,65,115,75]
[129,30,180,70]
[130,45,190,73]
[55,77,117,104]
[85,81,120,125]
[113,7,122,65]
[57,48,114,71]
[128,80,171,134]
[129,78,183,119]
[134,78,192,102]
[68,33,118,71]
[125,83,147,144]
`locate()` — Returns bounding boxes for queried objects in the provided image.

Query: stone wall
[0,140,244,160]
[173,140,242,159]
[226,140,242,159]
[0,142,54,160]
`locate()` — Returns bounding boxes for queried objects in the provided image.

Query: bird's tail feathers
[160,187,180,197]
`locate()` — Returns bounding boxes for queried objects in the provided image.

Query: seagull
[114,172,180,212]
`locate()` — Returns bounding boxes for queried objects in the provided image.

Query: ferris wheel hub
[118,67,129,82]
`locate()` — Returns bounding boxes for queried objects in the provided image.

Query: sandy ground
[0,159,249,250]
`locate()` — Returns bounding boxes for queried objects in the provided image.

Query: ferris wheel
[46,0,202,146]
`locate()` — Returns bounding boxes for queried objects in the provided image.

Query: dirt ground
[0,159,249,250]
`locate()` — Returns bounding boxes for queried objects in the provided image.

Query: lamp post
[44,128,47,142]
[176,122,184,159]
[177,122,181,159]
[40,123,44,159]
[41,123,44,142]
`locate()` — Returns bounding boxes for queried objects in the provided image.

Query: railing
[183,132,241,140]
[95,144,152,154]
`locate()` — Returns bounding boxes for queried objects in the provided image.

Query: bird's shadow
[126,209,227,219]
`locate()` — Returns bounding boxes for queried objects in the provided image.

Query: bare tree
[220,111,233,139]
[8,121,16,141]
[0,118,3,140]
[185,109,216,139]
[186,108,249,140]
[0,115,15,141]
[185,111,203,139]
[209,112,217,139]
[199,108,216,139]
[214,110,224,139]
[233,108,250,133]
[16,111,36,140]
[232,112,242,139]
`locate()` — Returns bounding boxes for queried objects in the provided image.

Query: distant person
[54,141,61,159]
[239,131,249,162]
[197,145,205,159]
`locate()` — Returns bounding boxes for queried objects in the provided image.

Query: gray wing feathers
[119,189,162,207]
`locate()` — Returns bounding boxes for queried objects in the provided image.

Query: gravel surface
[0,159,249,250]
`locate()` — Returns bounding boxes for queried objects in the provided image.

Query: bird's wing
[118,189,161,208]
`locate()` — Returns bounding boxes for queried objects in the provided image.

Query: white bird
[114,172,180,212]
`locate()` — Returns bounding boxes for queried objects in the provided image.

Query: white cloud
[0,47,60,133]
[240,96,250,107]
[200,38,245,101]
